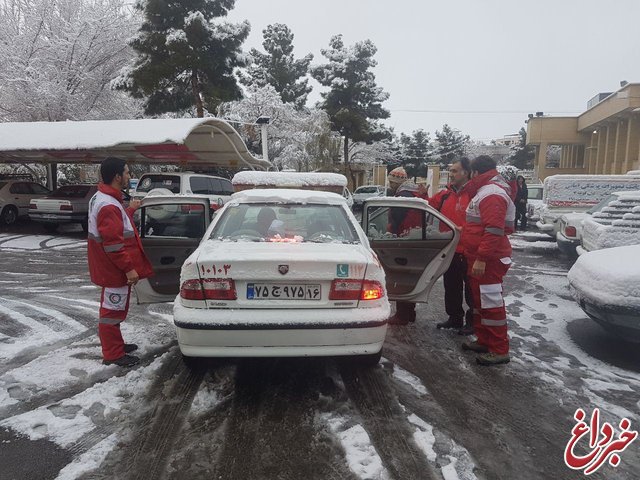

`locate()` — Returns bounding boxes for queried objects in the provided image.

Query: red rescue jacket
[460,169,515,262]
[87,184,153,287]
[388,181,428,236]
[429,183,471,253]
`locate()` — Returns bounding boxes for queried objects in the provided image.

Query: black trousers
[443,253,473,323]
[516,204,527,229]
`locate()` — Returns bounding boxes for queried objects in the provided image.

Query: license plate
[247,283,321,300]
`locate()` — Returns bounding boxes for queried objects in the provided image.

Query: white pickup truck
[29,184,97,232]
[536,173,640,239]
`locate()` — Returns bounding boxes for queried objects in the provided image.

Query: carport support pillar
[46,163,57,191]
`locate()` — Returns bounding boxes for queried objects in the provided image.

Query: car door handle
[160,256,175,265]
[394,257,408,266]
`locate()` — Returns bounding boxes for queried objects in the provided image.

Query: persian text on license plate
[247,283,321,300]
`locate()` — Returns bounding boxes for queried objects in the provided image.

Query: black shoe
[124,343,138,353]
[436,317,463,329]
[103,354,140,367]
[457,325,475,336]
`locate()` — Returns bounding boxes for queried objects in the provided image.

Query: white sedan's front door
[362,197,460,303]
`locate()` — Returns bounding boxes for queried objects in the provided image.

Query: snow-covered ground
[0,230,638,480]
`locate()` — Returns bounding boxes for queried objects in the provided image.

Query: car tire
[43,223,58,233]
[81,222,88,233]
[355,349,383,367]
[1,205,18,226]
[181,354,201,369]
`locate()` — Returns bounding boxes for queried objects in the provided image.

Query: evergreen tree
[239,23,313,109]
[311,35,390,184]
[508,127,535,170]
[117,0,250,117]
[434,124,470,166]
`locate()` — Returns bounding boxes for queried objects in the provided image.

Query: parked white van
[133,172,234,211]
[536,173,640,238]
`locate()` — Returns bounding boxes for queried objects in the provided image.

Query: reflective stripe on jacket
[87,184,153,287]
[461,170,515,262]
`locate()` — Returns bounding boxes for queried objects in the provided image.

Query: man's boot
[476,352,510,366]
[436,317,463,329]
[457,316,474,336]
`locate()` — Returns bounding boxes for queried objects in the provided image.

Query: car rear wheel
[80,222,88,233]
[1,205,18,226]
[181,354,201,369]
[354,349,383,367]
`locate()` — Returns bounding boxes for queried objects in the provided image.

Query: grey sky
[227,0,640,141]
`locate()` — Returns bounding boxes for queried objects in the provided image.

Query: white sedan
[568,245,640,342]
[134,189,459,366]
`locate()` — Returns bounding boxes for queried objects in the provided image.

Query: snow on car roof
[231,188,347,204]
[568,245,640,309]
[232,171,347,187]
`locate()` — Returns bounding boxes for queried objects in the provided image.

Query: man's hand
[126,269,139,286]
[129,199,141,210]
[471,259,486,277]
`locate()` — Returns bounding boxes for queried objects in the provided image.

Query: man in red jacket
[460,156,515,366]
[428,157,474,335]
[88,157,153,367]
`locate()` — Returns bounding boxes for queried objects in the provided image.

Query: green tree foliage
[508,127,535,170]
[434,124,470,166]
[239,24,313,109]
[311,35,390,184]
[117,0,250,117]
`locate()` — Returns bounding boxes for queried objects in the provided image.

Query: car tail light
[60,204,73,211]
[202,278,237,300]
[180,279,206,300]
[360,280,384,300]
[329,279,362,300]
[29,203,37,209]
[329,279,385,301]
[565,226,577,237]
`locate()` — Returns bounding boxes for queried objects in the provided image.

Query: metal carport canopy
[0,118,271,170]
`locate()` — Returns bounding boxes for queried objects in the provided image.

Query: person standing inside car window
[385,166,428,325]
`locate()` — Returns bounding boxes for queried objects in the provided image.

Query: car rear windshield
[136,175,181,194]
[50,185,93,198]
[211,203,359,243]
[355,186,379,194]
[528,187,543,200]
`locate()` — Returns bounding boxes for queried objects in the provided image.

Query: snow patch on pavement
[55,433,119,480]
[319,412,390,480]
[391,363,428,395]
[406,411,478,480]
[1,352,170,447]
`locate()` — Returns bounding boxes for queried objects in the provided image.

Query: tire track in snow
[1,296,88,333]
[338,360,437,480]
[116,355,205,480]
[0,342,176,421]
[213,358,356,480]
